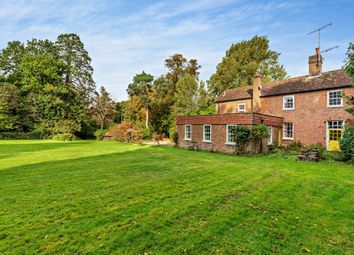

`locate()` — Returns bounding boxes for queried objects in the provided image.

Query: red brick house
[176,49,354,152]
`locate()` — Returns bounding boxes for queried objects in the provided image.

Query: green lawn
[0,141,353,254]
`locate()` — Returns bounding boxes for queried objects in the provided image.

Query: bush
[286,141,304,152]
[141,128,153,140]
[31,127,51,139]
[235,125,250,152]
[251,124,269,153]
[0,130,48,140]
[51,120,81,136]
[340,125,354,164]
[94,129,106,140]
[172,132,179,145]
[52,133,77,141]
[110,122,142,143]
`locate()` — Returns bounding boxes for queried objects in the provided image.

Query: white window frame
[327,90,343,107]
[184,124,192,140]
[225,124,237,145]
[282,123,294,140]
[267,126,273,145]
[283,95,295,110]
[237,103,246,113]
[203,124,212,142]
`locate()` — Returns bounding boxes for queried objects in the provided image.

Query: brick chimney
[252,73,261,112]
[308,47,323,76]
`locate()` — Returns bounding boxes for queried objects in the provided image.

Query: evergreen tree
[127,71,154,128]
[174,74,198,116]
[91,86,117,129]
[56,33,95,102]
[0,41,25,84]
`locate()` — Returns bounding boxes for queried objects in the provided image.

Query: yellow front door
[327,121,344,151]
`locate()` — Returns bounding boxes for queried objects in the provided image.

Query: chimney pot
[308,48,323,76]
[252,73,261,112]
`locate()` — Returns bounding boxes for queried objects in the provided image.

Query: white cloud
[0,0,352,101]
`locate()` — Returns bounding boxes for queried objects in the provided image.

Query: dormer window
[283,95,294,110]
[327,90,343,107]
[237,103,246,113]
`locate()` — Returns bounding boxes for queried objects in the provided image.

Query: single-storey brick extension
[176,48,354,152]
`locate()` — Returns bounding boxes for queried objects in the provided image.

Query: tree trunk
[145,107,149,129]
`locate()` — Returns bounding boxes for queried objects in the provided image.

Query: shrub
[94,129,106,140]
[251,124,269,153]
[340,125,354,164]
[141,128,153,140]
[51,120,81,136]
[52,133,76,141]
[0,130,48,140]
[31,127,51,139]
[286,141,304,152]
[110,122,142,143]
[172,132,179,145]
[235,125,250,152]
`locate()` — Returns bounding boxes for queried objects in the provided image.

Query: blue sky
[0,0,353,100]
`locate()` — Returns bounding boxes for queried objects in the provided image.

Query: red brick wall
[260,88,354,146]
[176,124,273,154]
[177,124,236,153]
[217,99,252,114]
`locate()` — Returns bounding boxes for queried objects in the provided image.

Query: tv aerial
[307,22,332,49]
[321,45,339,54]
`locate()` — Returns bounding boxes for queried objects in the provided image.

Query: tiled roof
[215,86,253,102]
[176,113,283,127]
[216,69,353,102]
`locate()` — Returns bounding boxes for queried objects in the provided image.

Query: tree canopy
[0,33,106,139]
[208,35,287,97]
[344,42,354,115]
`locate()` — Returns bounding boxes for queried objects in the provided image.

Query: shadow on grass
[0,141,86,159]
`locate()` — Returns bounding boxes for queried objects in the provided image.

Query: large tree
[149,76,174,135]
[91,86,117,129]
[0,41,25,84]
[344,42,354,115]
[208,35,287,97]
[0,83,29,132]
[165,54,201,93]
[56,33,95,101]
[195,80,213,114]
[0,34,96,138]
[127,71,154,128]
[173,74,198,116]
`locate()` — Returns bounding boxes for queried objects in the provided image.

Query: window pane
[267,126,272,144]
[283,123,293,138]
[204,125,211,141]
[227,125,237,143]
[284,96,294,109]
[328,91,342,106]
[185,125,191,139]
